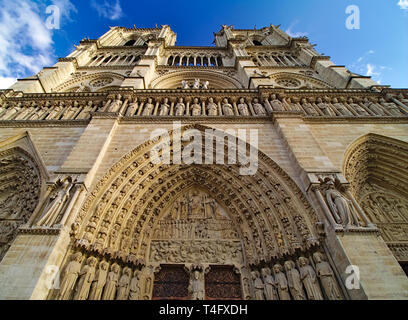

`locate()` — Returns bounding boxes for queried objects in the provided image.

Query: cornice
[303,116,408,124]
[310,55,331,69]
[119,116,271,124]
[0,120,89,127]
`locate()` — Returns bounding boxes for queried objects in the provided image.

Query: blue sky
[0,0,407,89]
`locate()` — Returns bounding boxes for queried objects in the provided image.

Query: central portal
[148,187,245,300]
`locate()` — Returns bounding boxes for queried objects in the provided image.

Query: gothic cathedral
[0,25,407,300]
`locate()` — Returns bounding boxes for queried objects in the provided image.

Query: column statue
[89,260,109,300]
[59,252,82,300]
[298,256,323,300]
[313,252,342,300]
[284,260,306,300]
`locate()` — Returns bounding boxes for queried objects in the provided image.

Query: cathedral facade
[0,25,407,300]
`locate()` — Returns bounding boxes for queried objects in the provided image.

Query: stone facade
[0,24,407,300]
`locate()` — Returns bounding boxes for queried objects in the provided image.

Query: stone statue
[14,102,35,120]
[181,80,189,89]
[332,98,352,116]
[189,270,204,300]
[142,98,154,116]
[237,98,250,116]
[298,256,323,300]
[285,260,306,300]
[261,267,278,300]
[313,252,342,300]
[59,252,82,300]
[74,256,97,300]
[222,98,234,116]
[45,102,64,120]
[62,101,80,120]
[252,98,266,116]
[348,98,369,116]
[102,263,120,300]
[116,267,131,300]
[129,270,140,300]
[324,179,359,227]
[273,264,291,300]
[125,98,139,116]
[191,98,202,116]
[77,101,94,119]
[89,260,109,300]
[1,103,21,120]
[175,97,185,116]
[159,98,170,116]
[270,94,283,111]
[301,98,318,115]
[193,79,200,89]
[37,178,73,226]
[317,98,335,116]
[379,97,403,116]
[202,81,209,89]
[363,97,385,116]
[397,93,408,107]
[108,94,123,113]
[189,190,204,218]
[206,97,218,116]
[251,271,265,300]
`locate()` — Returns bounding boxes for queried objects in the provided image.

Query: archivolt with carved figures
[344,133,408,263]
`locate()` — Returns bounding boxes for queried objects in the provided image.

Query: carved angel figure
[193,79,200,89]
[181,80,190,89]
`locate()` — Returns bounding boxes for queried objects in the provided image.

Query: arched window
[188,56,194,66]
[203,57,208,67]
[124,39,136,46]
[181,56,187,66]
[217,56,223,67]
[167,56,174,66]
[174,56,180,66]
[209,57,216,67]
[253,40,263,46]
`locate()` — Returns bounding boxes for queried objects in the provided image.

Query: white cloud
[366,64,380,77]
[398,0,408,10]
[285,20,308,38]
[90,0,123,20]
[0,0,77,89]
[0,77,17,89]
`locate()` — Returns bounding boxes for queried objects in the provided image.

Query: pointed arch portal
[61,124,329,300]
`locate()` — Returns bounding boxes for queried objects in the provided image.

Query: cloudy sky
[0,0,407,89]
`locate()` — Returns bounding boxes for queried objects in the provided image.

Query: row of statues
[268,94,406,117]
[1,93,405,121]
[106,94,267,116]
[251,252,342,300]
[58,252,141,300]
[0,100,100,121]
